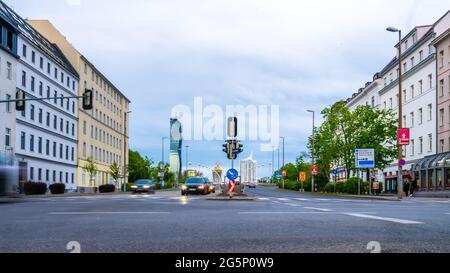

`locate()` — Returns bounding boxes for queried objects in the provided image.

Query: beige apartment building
[27,20,130,191]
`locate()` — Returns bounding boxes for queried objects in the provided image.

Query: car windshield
[136,180,153,185]
[186,178,204,184]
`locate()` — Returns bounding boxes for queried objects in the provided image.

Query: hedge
[49,183,65,194]
[23,182,47,195]
[99,184,116,193]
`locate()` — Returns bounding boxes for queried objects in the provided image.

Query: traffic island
[207,193,255,201]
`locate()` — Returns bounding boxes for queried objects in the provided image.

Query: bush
[99,184,115,193]
[344,177,362,195]
[324,183,335,193]
[49,183,65,194]
[23,182,47,195]
[335,182,345,193]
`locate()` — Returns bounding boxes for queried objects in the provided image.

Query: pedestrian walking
[409,179,417,197]
[403,180,410,197]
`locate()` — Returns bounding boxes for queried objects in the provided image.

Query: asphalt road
[0,186,449,253]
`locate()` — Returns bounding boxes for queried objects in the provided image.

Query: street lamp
[307,110,315,192]
[123,110,131,193]
[387,26,404,200]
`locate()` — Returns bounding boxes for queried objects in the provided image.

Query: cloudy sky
[6,0,448,178]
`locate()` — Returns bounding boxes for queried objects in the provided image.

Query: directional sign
[330,163,338,175]
[226,168,239,181]
[398,128,410,145]
[282,170,287,177]
[299,172,306,182]
[311,165,319,176]
[228,180,236,193]
[276,171,283,179]
[355,149,375,169]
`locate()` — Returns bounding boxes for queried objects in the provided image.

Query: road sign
[299,172,306,182]
[311,165,318,176]
[373,182,380,190]
[282,170,287,177]
[355,149,375,169]
[226,168,239,181]
[276,171,283,179]
[398,128,410,145]
[228,180,236,193]
[399,159,406,167]
[330,163,338,175]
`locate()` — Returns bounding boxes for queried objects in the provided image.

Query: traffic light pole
[0,95,84,103]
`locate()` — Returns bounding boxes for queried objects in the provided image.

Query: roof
[0,0,79,78]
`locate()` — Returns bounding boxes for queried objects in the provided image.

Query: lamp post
[161,136,168,189]
[123,111,131,193]
[272,146,275,184]
[307,110,315,192]
[387,26,404,200]
[185,145,189,172]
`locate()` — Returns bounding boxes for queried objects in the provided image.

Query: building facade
[0,2,80,190]
[240,153,257,183]
[27,20,131,191]
[343,11,450,192]
[0,11,18,156]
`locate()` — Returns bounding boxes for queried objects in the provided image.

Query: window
[428,74,433,89]
[72,123,75,136]
[20,132,25,150]
[71,147,74,161]
[60,95,64,107]
[59,144,63,159]
[410,85,414,99]
[405,40,408,51]
[53,115,57,129]
[38,108,42,123]
[39,57,43,69]
[53,170,56,182]
[419,80,423,94]
[83,121,87,135]
[54,91,57,104]
[5,94,11,112]
[440,79,445,97]
[410,112,414,128]
[31,51,35,63]
[419,137,423,154]
[31,76,35,92]
[410,57,414,67]
[411,140,415,156]
[440,50,444,68]
[39,82,43,96]
[66,121,69,134]
[371,96,375,108]
[6,62,12,80]
[72,101,75,113]
[46,139,50,156]
[38,137,42,154]
[403,62,407,72]
[403,115,406,127]
[66,145,69,160]
[71,173,74,184]
[440,139,444,153]
[60,118,63,132]
[46,112,50,126]
[428,104,432,121]
[383,101,386,110]
[402,90,406,103]
[419,50,423,62]
[22,44,27,57]
[30,105,35,121]
[53,142,56,157]
[46,170,49,182]
[5,128,11,147]
[38,168,42,181]
[21,71,26,87]
[440,108,445,127]
[428,134,433,152]
[389,98,393,109]
[61,72,64,84]
[30,134,34,152]
[47,62,51,74]
[60,172,63,183]
[84,63,88,74]
[54,68,58,79]
[418,108,423,125]
[83,142,86,157]
[30,167,34,181]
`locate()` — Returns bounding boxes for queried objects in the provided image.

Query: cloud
[7,0,448,177]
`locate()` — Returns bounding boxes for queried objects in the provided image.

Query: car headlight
[199,185,204,189]
[131,185,137,189]
[143,185,150,189]
[181,186,187,190]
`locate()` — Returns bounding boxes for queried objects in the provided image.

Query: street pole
[161,137,167,189]
[123,111,131,193]
[185,145,189,172]
[280,136,285,189]
[387,27,404,200]
[307,110,315,193]
[272,147,275,184]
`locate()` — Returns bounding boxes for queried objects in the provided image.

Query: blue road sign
[276,171,283,179]
[226,168,239,181]
[355,148,375,169]
[331,169,338,175]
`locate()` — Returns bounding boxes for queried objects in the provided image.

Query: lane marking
[343,213,423,224]
[48,211,171,215]
[304,207,334,212]
[257,197,270,201]
[238,212,327,215]
[315,199,330,201]
[277,198,289,201]
[294,198,309,201]
[285,203,302,207]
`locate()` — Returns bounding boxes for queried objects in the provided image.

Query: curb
[207,194,255,201]
[273,188,400,201]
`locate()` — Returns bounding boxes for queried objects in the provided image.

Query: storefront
[383,172,412,193]
[412,153,450,191]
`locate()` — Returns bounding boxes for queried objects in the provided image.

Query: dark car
[181,177,209,195]
[204,178,216,194]
[131,179,156,194]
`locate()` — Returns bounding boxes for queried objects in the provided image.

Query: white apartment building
[343,11,450,193]
[0,16,17,155]
[240,153,257,183]
[1,2,80,190]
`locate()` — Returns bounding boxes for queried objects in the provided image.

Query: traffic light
[82,89,93,110]
[16,90,26,111]
[234,141,244,155]
[222,143,228,154]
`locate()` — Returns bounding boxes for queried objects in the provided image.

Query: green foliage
[310,101,397,178]
[344,177,362,195]
[109,161,121,182]
[128,150,153,183]
[335,182,345,193]
[49,183,65,194]
[99,184,116,193]
[84,157,97,186]
[324,183,335,193]
[23,182,47,195]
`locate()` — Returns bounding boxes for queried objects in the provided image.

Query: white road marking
[277,198,289,201]
[294,198,309,201]
[285,203,302,207]
[238,212,327,215]
[343,213,423,224]
[315,199,330,201]
[48,211,171,215]
[257,197,270,201]
[445,213,450,215]
[304,207,334,212]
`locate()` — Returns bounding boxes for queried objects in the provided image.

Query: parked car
[246,182,257,189]
[205,180,216,194]
[131,179,156,194]
[181,177,209,195]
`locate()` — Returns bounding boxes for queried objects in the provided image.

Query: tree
[109,161,121,190]
[311,101,397,179]
[84,157,97,193]
[128,150,154,183]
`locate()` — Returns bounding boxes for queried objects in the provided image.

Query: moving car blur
[0,151,19,197]
[131,179,156,194]
[181,177,209,195]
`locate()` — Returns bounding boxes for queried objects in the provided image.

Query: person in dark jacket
[403,180,410,197]
[409,179,417,197]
